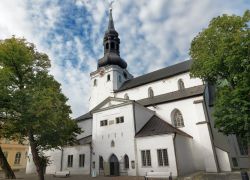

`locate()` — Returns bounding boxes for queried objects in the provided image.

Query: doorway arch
[109,154,119,176]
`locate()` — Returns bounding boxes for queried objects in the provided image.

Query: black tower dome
[97,9,127,69]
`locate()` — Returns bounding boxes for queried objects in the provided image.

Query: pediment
[92,97,131,112]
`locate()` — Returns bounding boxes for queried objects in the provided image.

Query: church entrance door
[109,154,119,176]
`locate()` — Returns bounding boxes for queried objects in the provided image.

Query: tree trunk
[28,131,44,180]
[0,145,16,179]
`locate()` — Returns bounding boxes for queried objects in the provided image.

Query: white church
[26,9,249,177]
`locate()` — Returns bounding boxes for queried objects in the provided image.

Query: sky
[0,0,249,118]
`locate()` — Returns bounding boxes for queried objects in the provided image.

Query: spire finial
[108,1,115,30]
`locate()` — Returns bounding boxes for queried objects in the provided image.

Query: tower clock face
[99,67,105,77]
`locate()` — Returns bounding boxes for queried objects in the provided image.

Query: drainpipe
[90,143,92,176]
[60,147,64,171]
[173,133,179,177]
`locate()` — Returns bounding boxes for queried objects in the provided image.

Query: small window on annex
[107,74,111,81]
[79,154,85,167]
[178,79,185,90]
[141,150,151,167]
[148,87,154,98]
[157,149,169,166]
[171,109,184,128]
[67,155,73,167]
[94,79,97,86]
[14,152,21,165]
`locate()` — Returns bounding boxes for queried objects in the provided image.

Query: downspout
[60,147,64,171]
[90,143,92,176]
[132,102,139,176]
[173,133,179,177]
[202,94,220,172]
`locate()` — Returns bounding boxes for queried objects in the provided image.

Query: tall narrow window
[141,150,151,167]
[111,42,115,49]
[94,79,97,86]
[157,149,169,166]
[171,109,184,128]
[124,93,129,100]
[79,154,85,167]
[111,140,115,147]
[67,155,73,167]
[148,87,154,98]
[99,156,104,170]
[124,155,129,169]
[14,152,21,164]
[106,43,109,50]
[178,79,185,90]
[118,75,122,82]
[107,74,111,81]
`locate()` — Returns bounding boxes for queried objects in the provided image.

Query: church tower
[89,9,133,110]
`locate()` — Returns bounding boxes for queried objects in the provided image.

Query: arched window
[111,42,115,49]
[99,156,104,170]
[123,72,127,79]
[111,140,115,147]
[148,87,154,98]
[107,74,111,81]
[124,93,129,100]
[124,155,129,169]
[14,152,21,164]
[94,79,97,86]
[178,79,185,90]
[171,109,184,128]
[106,43,109,50]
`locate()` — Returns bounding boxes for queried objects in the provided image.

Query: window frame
[67,155,73,167]
[124,154,129,169]
[157,149,169,166]
[116,116,124,124]
[14,152,21,165]
[172,109,184,128]
[100,120,108,127]
[79,154,85,167]
[141,150,151,167]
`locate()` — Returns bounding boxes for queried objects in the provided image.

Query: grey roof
[75,112,92,122]
[136,115,192,138]
[78,135,92,145]
[116,60,192,92]
[138,85,205,107]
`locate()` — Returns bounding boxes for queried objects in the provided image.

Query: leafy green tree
[189,10,250,150]
[0,37,81,180]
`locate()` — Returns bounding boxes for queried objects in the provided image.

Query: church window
[94,79,97,86]
[118,75,122,82]
[171,109,184,128]
[178,79,185,90]
[141,150,151,167]
[116,116,124,124]
[148,87,154,98]
[107,74,111,81]
[14,152,21,164]
[111,140,115,147]
[67,155,73,167]
[123,72,127,79]
[106,43,109,50]
[111,42,115,49]
[100,120,108,126]
[157,149,169,166]
[79,154,85,167]
[124,93,129,100]
[124,155,129,169]
[237,136,248,155]
[99,156,104,170]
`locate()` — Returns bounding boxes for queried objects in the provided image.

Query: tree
[189,10,250,150]
[0,146,16,179]
[0,37,81,180]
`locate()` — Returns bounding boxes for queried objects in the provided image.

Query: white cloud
[0,0,248,117]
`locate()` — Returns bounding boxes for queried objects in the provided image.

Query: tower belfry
[97,8,127,69]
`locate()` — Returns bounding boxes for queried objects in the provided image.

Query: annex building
[26,9,249,177]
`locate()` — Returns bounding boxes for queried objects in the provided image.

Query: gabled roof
[138,85,205,106]
[135,115,192,138]
[78,135,92,145]
[75,112,92,122]
[116,60,192,92]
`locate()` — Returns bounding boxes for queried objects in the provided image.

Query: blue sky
[0,0,249,117]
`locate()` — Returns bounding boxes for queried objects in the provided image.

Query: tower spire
[108,8,115,30]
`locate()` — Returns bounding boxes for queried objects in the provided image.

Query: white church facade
[26,9,249,177]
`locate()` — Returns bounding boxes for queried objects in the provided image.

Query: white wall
[61,145,90,175]
[26,147,36,174]
[134,103,154,133]
[215,147,231,172]
[77,119,92,139]
[175,134,196,176]
[91,103,137,176]
[116,72,203,101]
[136,134,178,177]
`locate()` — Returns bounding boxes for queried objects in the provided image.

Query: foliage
[0,36,81,180]
[189,10,250,140]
